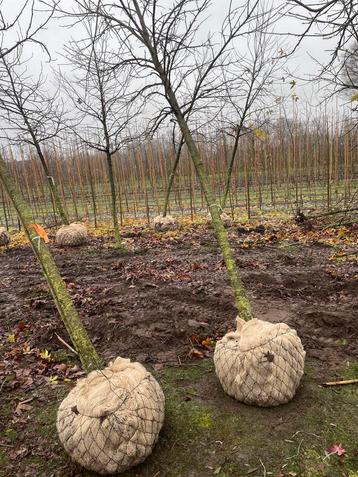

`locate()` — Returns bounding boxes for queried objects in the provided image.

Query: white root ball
[57,357,165,475]
[152,215,179,232]
[0,227,10,246]
[207,212,233,228]
[214,318,305,407]
[56,223,88,246]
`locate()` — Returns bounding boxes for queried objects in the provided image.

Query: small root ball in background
[56,223,88,246]
[152,215,179,232]
[0,227,10,246]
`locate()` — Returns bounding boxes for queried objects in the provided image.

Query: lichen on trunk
[175,113,253,321]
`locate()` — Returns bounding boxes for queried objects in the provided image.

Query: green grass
[1,358,357,477]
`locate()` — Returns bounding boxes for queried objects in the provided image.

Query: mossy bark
[0,154,102,372]
[174,112,253,321]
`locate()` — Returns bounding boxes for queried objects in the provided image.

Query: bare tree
[219,17,283,208]
[59,21,138,247]
[0,48,69,224]
[48,0,279,320]
[0,0,56,59]
[288,1,358,105]
[163,14,282,215]
[288,1,358,57]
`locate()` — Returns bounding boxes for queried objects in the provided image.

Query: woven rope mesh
[0,227,10,246]
[56,223,88,246]
[152,215,179,232]
[214,318,305,407]
[57,357,165,475]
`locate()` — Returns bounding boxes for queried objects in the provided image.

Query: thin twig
[55,333,79,355]
[259,459,267,477]
[323,379,358,387]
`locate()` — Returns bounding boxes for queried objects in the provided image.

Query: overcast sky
[0,0,342,112]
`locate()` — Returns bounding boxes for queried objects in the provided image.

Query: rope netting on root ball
[152,215,179,232]
[57,357,165,475]
[56,223,88,246]
[214,318,305,407]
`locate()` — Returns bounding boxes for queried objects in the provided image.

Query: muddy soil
[1,225,357,366]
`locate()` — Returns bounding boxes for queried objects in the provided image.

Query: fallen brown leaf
[188,348,204,359]
[14,401,33,415]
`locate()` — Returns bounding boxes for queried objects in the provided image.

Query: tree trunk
[40,154,69,225]
[106,152,122,248]
[27,128,69,225]
[152,76,252,319]
[163,137,184,217]
[221,126,241,209]
[175,112,253,320]
[87,158,98,228]
[0,154,102,373]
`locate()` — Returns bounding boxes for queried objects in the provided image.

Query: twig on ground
[245,467,260,475]
[259,458,267,477]
[286,438,304,461]
[55,333,78,355]
[323,379,358,387]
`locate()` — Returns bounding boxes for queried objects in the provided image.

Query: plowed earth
[1,224,357,366]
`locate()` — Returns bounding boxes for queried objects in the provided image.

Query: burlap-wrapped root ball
[0,227,10,246]
[57,357,165,475]
[152,215,179,232]
[214,318,305,407]
[207,212,233,228]
[56,223,88,246]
